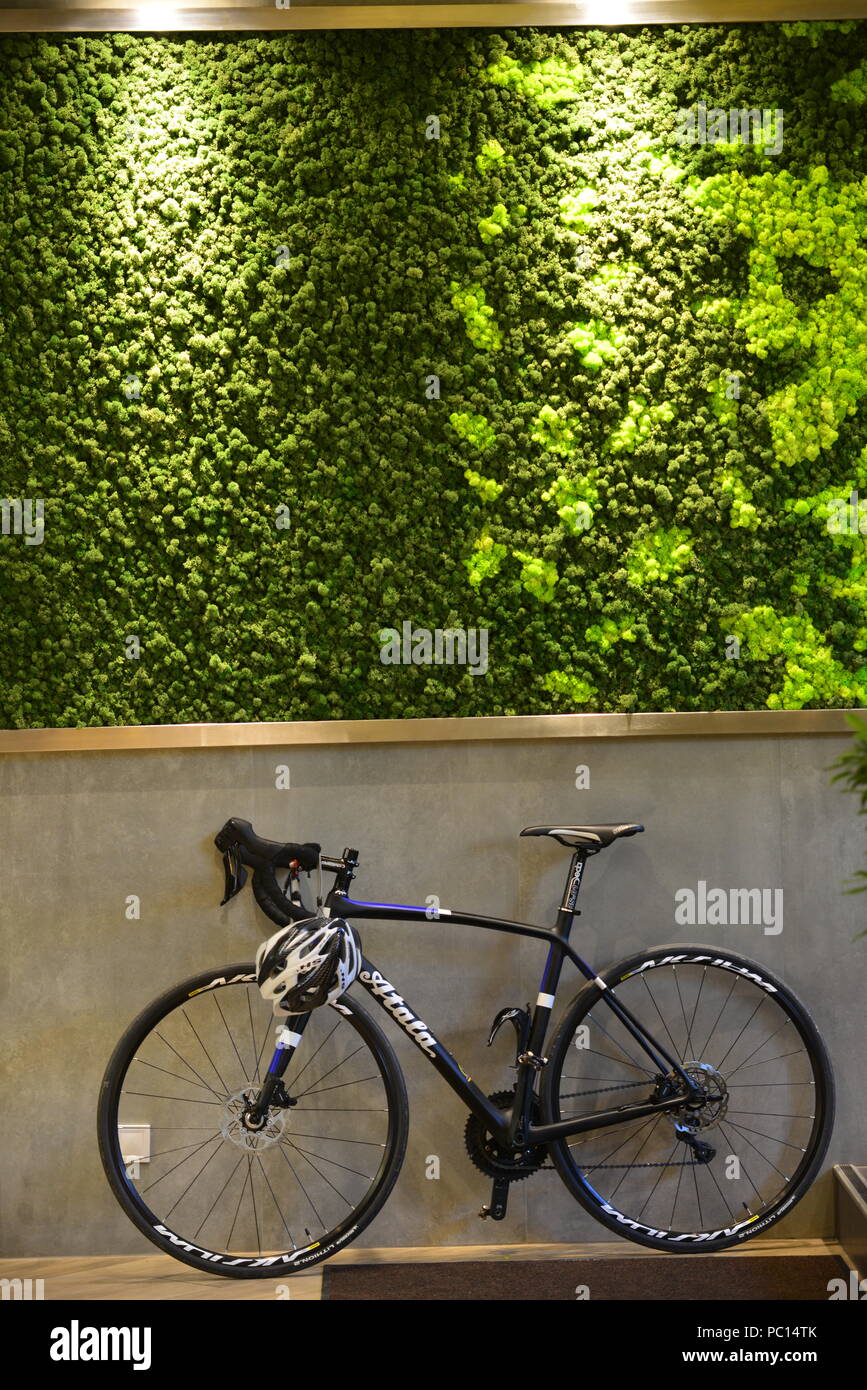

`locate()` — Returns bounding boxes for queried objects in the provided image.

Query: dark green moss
[0,24,866,725]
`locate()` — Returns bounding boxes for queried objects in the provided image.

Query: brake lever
[220,846,248,905]
[286,864,314,917]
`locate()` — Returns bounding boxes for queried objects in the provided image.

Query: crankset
[465,1088,551,1222]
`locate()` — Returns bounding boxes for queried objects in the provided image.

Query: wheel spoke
[194,1152,247,1241]
[711,995,768,1073]
[214,991,250,1082]
[130,1056,225,1098]
[276,1139,329,1231]
[153,1032,228,1101]
[639,974,684,1067]
[693,972,739,1062]
[254,1154,297,1245]
[291,1045,367,1101]
[182,1008,233,1096]
[584,1011,656,1079]
[164,1139,226,1219]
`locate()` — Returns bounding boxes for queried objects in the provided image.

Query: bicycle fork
[242,1014,312,1128]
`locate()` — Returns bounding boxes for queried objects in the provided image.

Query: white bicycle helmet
[255,915,362,1014]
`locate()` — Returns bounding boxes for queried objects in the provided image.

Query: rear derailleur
[674,1123,715,1165]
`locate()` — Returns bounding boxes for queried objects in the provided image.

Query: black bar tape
[214,816,320,871]
[252,864,312,927]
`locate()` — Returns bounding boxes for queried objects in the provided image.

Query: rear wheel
[98,963,408,1277]
[542,945,834,1252]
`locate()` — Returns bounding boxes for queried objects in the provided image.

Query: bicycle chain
[586,1159,704,1169]
[559,1080,650,1101]
[559,1080,703,1169]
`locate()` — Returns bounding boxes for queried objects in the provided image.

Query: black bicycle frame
[255,848,703,1150]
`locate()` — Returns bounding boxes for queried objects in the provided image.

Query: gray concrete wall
[1,732,865,1255]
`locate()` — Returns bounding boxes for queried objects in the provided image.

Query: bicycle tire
[541,943,835,1253]
[98,962,409,1278]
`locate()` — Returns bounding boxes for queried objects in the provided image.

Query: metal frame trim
[2,3,867,33]
[0,708,862,753]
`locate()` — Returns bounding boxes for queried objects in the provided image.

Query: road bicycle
[99,817,835,1277]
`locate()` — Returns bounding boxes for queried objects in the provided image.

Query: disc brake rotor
[220,1086,287,1152]
[672,1061,729,1131]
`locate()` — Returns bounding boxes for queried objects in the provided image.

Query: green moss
[450,411,496,451]
[559,187,600,231]
[562,319,627,370]
[450,281,503,351]
[475,138,511,173]
[781,20,857,45]
[541,472,598,533]
[690,165,867,466]
[634,143,686,183]
[707,372,740,427]
[466,531,507,588]
[464,468,504,502]
[478,202,514,244]
[627,526,694,586]
[587,261,641,291]
[482,53,584,106]
[2,25,867,726]
[607,396,675,454]
[512,551,559,602]
[694,296,736,322]
[531,404,580,458]
[831,59,867,105]
[585,617,636,651]
[542,670,597,704]
[725,606,867,709]
[718,469,760,530]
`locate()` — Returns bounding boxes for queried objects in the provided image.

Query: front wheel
[98,963,408,1277]
[541,944,834,1253]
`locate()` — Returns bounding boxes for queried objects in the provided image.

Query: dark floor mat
[322,1254,847,1301]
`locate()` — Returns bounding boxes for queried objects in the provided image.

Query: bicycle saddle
[521,823,644,851]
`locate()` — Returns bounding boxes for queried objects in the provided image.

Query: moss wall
[1,23,867,725]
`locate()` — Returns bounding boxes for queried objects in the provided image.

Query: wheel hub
[221,1087,287,1151]
[673,1062,729,1130]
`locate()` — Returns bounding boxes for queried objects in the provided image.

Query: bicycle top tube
[331,893,595,977]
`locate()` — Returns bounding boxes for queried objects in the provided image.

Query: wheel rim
[552,957,829,1244]
[105,976,395,1269]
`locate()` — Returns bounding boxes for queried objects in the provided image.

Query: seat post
[512,849,591,1131]
[555,849,588,938]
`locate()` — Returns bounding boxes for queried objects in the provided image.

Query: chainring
[464,1088,549,1181]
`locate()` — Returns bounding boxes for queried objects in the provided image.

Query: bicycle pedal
[479,1202,507,1221]
[479,1176,510,1221]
